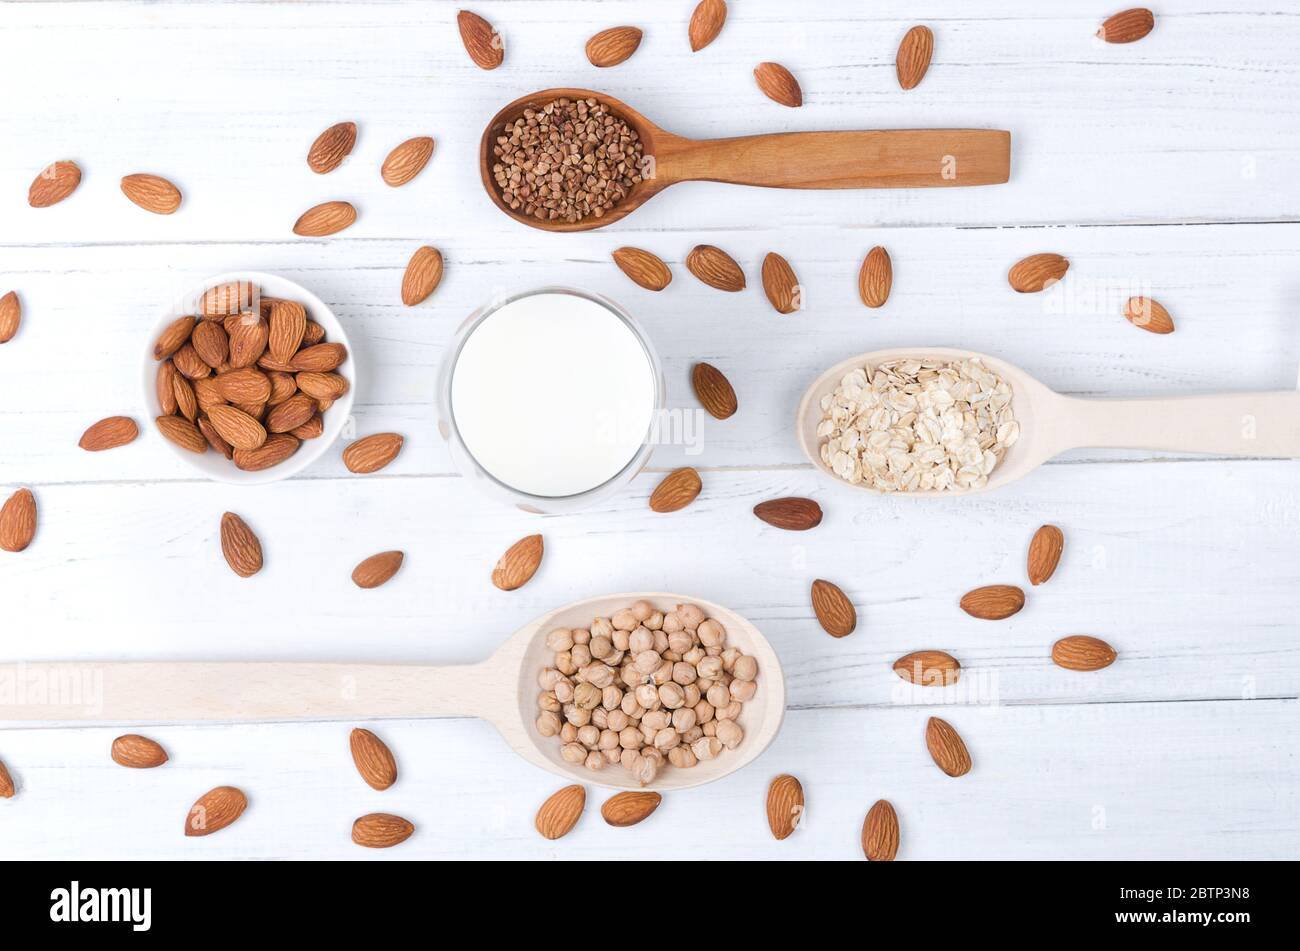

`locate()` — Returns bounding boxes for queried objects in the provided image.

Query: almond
[79,416,138,452]
[0,759,13,798]
[200,281,257,319]
[156,361,179,415]
[925,717,971,777]
[155,416,208,454]
[153,315,195,360]
[185,786,247,836]
[0,488,37,553]
[198,417,233,459]
[352,812,414,848]
[761,252,801,314]
[959,584,1025,620]
[289,342,347,373]
[649,467,702,513]
[536,785,586,840]
[688,0,727,52]
[227,314,269,368]
[267,371,298,404]
[207,405,267,451]
[28,161,81,208]
[457,9,504,69]
[173,343,211,380]
[586,26,643,67]
[612,247,672,291]
[382,136,435,187]
[266,392,317,433]
[173,375,198,421]
[111,734,168,769]
[858,246,892,308]
[893,650,961,686]
[1051,635,1117,671]
[219,512,263,577]
[120,173,182,214]
[342,432,404,474]
[1008,253,1068,293]
[303,321,326,346]
[754,62,802,107]
[296,371,349,401]
[896,25,934,90]
[194,376,227,413]
[686,244,745,291]
[492,534,543,591]
[862,799,899,861]
[352,550,404,589]
[307,121,357,174]
[291,415,324,440]
[601,791,661,827]
[811,579,856,637]
[213,367,271,405]
[766,775,804,840]
[1098,8,1155,44]
[1123,296,1175,334]
[1027,524,1065,585]
[191,321,229,368]
[234,434,299,471]
[267,299,307,363]
[0,291,20,344]
[691,362,737,420]
[350,728,398,790]
[293,200,357,237]
[401,246,444,306]
[753,497,822,531]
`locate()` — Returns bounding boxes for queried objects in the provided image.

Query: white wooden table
[2,0,1298,860]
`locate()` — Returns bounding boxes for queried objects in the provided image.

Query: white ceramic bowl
[142,271,356,485]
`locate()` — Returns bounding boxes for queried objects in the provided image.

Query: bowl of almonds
[143,272,355,484]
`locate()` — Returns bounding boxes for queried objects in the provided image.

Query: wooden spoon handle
[661,129,1010,189]
[1056,391,1300,457]
[0,661,496,723]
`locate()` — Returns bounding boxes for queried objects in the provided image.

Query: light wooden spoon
[0,593,785,792]
[480,87,1012,233]
[797,346,1300,496]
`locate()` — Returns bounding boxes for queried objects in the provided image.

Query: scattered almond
[754,62,802,107]
[925,717,971,777]
[350,728,398,790]
[457,9,504,69]
[28,161,81,208]
[219,513,263,578]
[1008,253,1068,293]
[858,246,892,308]
[111,734,168,769]
[601,790,662,827]
[896,25,934,90]
[536,785,586,840]
[612,247,672,291]
[1052,635,1117,671]
[753,497,822,531]
[156,416,207,454]
[766,775,804,840]
[0,488,38,553]
[761,252,801,314]
[686,245,745,292]
[79,416,138,452]
[1124,296,1175,334]
[352,551,404,589]
[1098,8,1155,44]
[401,246,444,306]
[307,121,357,174]
[688,0,727,52]
[120,173,182,215]
[811,579,856,637]
[0,758,14,797]
[1027,524,1065,585]
[586,26,643,67]
[382,136,435,187]
[0,291,20,344]
[293,200,357,237]
[862,800,899,861]
[342,433,404,474]
[352,812,414,848]
[692,362,738,420]
[185,786,247,837]
[492,534,543,591]
[893,650,961,687]
[649,467,702,513]
[959,584,1025,620]
[234,434,300,471]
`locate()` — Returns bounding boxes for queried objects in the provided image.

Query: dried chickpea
[653,727,681,751]
[631,600,653,621]
[717,700,743,721]
[672,707,697,733]
[692,736,722,760]
[697,618,725,647]
[721,647,741,672]
[560,742,586,764]
[684,647,706,666]
[706,684,730,708]
[668,745,698,769]
[561,722,579,743]
[733,654,758,682]
[612,629,631,651]
[538,691,561,713]
[598,729,620,751]
[652,631,669,654]
[584,751,605,771]
[607,709,630,732]
[620,665,642,689]
[581,663,615,688]
[659,683,686,709]
[578,724,600,748]
[629,627,654,653]
[697,656,723,680]
[694,699,715,724]
[702,720,717,737]
[563,703,591,727]
[642,748,664,767]
[633,756,658,786]
[591,707,609,729]
[555,651,577,676]
[538,668,562,691]
[667,632,693,655]
[603,748,622,764]
[606,649,625,667]
[591,617,614,639]
[612,609,638,631]
[537,712,561,736]
[676,603,705,630]
[682,684,701,708]
[622,692,643,716]
[730,679,757,702]
[590,635,614,660]
[546,628,574,652]
[620,749,639,771]
[573,682,601,710]
[645,611,664,631]
[554,678,575,703]
[642,710,670,732]
[672,661,698,686]
[633,650,661,675]
[570,644,592,668]
[652,661,674,686]
[716,719,743,749]
[619,727,643,750]
[640,724,657,745]
[601,685,623,710]
[571,628,591,645]
[682,725,704,744]
[662,612,683,634]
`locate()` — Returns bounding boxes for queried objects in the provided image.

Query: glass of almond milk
[437,288,665,512]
